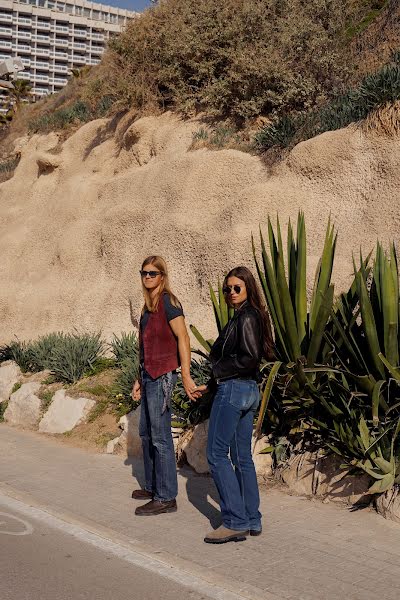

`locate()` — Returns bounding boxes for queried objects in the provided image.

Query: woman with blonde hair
[131,255,197,516]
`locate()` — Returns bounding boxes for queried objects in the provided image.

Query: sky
[93,0,153,11]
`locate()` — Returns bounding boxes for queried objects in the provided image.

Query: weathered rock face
[4,382,41,428]
[1,113,400,344]
[38,389,95,433]
[0,362,21,402]
[279,452,372,505]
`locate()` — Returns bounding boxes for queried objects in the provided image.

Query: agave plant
[252,211,336,366]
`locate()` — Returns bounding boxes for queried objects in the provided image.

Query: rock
[39,389,95,433]
[0,361,21,402]
[106,436,123,455]
[279,451,371,505]
[4,382,41,428]
[252,436,273,478]
[181,420,209,474]
[376,487,400,524]
[118,407,142,457]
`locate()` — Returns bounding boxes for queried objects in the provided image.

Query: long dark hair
[224,266,275,361]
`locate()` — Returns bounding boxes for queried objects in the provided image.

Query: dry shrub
[364,100,400,136]
[104,0,381,125]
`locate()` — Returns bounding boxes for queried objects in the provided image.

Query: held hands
[191,383,209,400]
[182,374,199,401]
[131,380,141,402]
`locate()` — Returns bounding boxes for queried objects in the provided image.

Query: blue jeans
[139,370,178,502]
[207,379,261,531]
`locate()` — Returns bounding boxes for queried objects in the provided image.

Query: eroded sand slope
[1,112,399,343]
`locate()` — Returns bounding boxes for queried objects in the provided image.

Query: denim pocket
[228,379,259,411]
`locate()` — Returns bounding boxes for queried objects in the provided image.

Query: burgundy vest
[142,295,180,379]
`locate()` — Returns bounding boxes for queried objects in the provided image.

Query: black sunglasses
[223,285,243,295]
[140,270,162,278]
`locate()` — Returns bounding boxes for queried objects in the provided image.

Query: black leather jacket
[209,302,263,383]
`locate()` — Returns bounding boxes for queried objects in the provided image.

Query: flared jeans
[207,379,262,531]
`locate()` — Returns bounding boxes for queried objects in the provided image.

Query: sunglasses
[223,285,244,295]
[140,270,162,278]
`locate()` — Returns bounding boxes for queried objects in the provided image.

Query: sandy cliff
[0,112,399,343]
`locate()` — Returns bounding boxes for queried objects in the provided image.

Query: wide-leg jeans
[207,379,261,531]
[139,370,178,502]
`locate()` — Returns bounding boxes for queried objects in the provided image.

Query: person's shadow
[178,464,222,529]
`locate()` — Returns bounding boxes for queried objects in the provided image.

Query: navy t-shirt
[140,294,184,362]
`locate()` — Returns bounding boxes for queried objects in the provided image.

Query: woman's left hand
[182,375,198,401]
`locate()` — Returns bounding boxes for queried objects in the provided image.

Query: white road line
[0,492,253,600]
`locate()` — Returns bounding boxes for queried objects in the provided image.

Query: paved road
[0,503,206,600]
[1,425,400,600]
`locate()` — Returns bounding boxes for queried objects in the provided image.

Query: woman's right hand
[131,380,141,402]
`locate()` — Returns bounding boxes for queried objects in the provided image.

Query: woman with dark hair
[196,266,274,544]
[131,255,197,516]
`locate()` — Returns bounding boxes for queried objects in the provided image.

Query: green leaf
[254,361,282,438]
[368,472,395,494]
[372,380,386,424]
[189,325,211,353]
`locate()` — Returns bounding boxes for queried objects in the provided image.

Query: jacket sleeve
[212,311,262,380]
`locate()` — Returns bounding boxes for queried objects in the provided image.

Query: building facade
[0,0,137,112]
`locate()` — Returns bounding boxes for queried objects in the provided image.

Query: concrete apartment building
[0,0,137,112]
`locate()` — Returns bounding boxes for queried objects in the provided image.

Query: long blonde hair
[141,255,181,313]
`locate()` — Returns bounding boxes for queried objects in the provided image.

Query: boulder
[118,406,142,457]
[279,451,371,505]
[376,487,400,524]
[39,389,95,433]
[181,420,209,474]
[0,361,21,402]
[252,436,273,478]
[4,382,41,428]
[106,436,123,455]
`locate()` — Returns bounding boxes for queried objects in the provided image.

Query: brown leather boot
[135,499,177,516]
[204,525,248,544]
[131,489,153,500]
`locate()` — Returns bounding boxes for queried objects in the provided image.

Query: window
[66,4,74,14]
[57,3,65,11]
[92,11,100,20]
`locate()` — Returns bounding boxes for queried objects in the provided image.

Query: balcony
[35,61,49,70]
[53,77,67,86]
[16,72,31,81]
[0,26,12,37]
[34,87,50,96]
[91,32,104,41]
[36,47,50,57]
[53,63,68,73]
[34,34,50,43]
[0,39,12,49]
[0,52,12,59]
[16,44,32,54]
[90,46,103,55]
[73,42,86,50]
[51,50,68,59]
[36,21,51,30]
[54,25,69,34]
[74,29,87,38]
[34,74,49,83]
[17,31,32,40]
[20,57,31,66]
[72,55,86,65]
[18,17,32,26]
[54,38,69,47]
[0,13,12,23]
[89,58,100,65]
